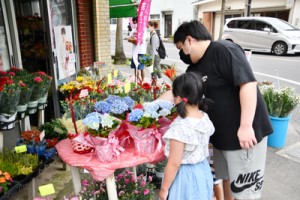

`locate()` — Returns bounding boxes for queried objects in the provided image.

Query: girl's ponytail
[199,96,213,112]
[176,101,187,118]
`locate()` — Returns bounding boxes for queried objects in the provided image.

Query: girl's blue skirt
[168,159,213,200]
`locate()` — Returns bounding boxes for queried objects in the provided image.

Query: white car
[222,17,300,56]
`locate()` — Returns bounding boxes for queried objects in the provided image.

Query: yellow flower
[76,76,83,82]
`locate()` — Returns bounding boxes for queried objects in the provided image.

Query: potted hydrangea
[259,83,300,148]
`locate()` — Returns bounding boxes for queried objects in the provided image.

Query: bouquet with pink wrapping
[126,122,161,155]
[94,136,124,162]
[72,133,124,162]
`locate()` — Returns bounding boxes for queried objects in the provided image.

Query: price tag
[15,145,27,153]
[113,70,118,77]
[79,89,89,98]
[124,82,131,93]
[107,73,112,84]
[40,130,45,141]
[39,183,55,196]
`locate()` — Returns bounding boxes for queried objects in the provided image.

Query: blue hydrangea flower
[143,110,160,120]
[105,95,121,104]
[83,112,101,130]
[100,113,114,128]
[122,96,135,110]
[159,108,171,117]
[110,99,129,115]
[128,109,144,122]
[156,100,174,111]
[143,102,159,112]
[94,101,111,113]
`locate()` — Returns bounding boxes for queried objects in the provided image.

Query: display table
[56,139,165,199]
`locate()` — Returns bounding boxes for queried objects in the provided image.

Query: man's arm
[238,82,258,149]
[157,90,174,104]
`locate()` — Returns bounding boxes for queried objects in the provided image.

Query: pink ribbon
[151,128,162,152]
[107,136,125,157]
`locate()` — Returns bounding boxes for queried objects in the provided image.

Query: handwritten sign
[40,130,45,141]
[113,70,118,78]
[124,82,131,93]
[107,73,112,84]
[15,145,27,153]
[39,184,55,196]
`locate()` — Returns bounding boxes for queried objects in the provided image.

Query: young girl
[159,72,214,200]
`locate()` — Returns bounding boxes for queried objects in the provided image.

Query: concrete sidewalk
[11,64,300,200]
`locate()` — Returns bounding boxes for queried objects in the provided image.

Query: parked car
[222,17,300,56]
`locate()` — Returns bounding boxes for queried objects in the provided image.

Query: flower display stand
[56,138,165,200]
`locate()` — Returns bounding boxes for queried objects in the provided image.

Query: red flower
[36,71,46,76]
[8,72,15,76]
[142,82,151,90]
[10,66,21,71]
[34,76,43,83]
[19,81,26,87]
[0,71,7,75]
[134,104,143,109]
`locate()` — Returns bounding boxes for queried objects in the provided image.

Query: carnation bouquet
[0,75,21,115]
[30,71,52,102]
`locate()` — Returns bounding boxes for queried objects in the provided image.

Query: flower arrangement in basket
[138,54,153,67]
[0,170,13,194]
[259,82,300,118]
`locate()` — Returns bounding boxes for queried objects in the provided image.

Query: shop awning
[109,0,138,18]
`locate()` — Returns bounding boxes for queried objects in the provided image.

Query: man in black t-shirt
[167,20,272,200]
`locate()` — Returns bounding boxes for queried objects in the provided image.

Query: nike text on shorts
[214,137,267,199]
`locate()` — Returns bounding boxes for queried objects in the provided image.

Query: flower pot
[38,94,48,104]
[0,112,17,130]
[27,100,38,114]
[156,171,164,178]
[146,65,154,73]
[267,115,291,148]
[17,104,28,119]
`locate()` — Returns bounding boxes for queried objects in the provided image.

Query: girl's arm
[159,139,184,200]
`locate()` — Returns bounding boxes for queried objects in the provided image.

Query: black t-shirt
[186,40,273,150]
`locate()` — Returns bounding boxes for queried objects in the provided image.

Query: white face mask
[147,27,152,32]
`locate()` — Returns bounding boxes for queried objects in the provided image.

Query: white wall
[150,0,196,37]
[291,0,300,28]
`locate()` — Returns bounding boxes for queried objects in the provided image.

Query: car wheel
[272,42,287,56]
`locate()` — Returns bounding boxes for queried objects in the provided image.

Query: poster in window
[54,25,76,81]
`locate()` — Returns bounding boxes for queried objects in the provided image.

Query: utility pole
[244,0,252,17]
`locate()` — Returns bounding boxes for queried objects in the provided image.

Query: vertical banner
[54,26,76,81]
[136,0,152,45]
[133,0,152,68]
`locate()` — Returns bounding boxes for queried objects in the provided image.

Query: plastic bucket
[267,115,291,148]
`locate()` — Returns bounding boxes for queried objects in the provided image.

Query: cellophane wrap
[72,133,124,162]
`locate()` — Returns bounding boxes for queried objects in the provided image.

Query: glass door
[0,0,14,71]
